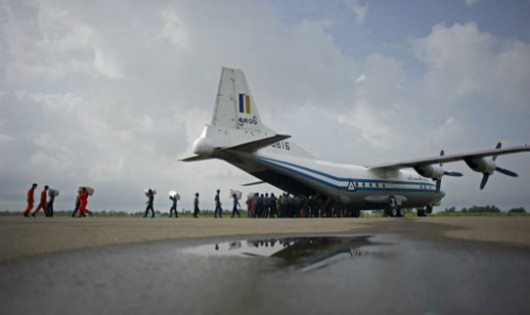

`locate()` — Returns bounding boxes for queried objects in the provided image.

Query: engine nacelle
[465,158,495,175]
[414,165,445,180]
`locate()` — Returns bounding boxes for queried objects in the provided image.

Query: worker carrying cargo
[168,191,179,218]
[144,189,156,218]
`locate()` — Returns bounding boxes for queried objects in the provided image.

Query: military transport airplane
[181,67,530,217]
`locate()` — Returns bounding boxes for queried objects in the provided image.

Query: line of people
[23,184,341,218]
[143,189,242,219]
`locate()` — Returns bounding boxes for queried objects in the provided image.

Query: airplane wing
[368,145,530,170]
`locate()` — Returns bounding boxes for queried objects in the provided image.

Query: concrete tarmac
[1,216,530,314]
[1,216,530,261]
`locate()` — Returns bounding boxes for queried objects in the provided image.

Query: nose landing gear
[416,205,432,217]
[385,196,406,217]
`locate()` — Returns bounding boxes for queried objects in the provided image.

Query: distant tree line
[443,205,526,214]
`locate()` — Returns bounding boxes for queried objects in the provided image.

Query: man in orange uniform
[23,183,38,217]
[78,188,92,217]
[31,185,49,217]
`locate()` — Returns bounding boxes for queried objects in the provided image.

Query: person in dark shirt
[47,189,57,217]
[169,193,178,218]
[269,193,277,218]
[144,189,155,218]
[193,193,200,218]
[214,189,223,218]
[71,195,80,217]
[231,193,241,218]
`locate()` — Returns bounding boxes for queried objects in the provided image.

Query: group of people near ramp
[246,193,339,218]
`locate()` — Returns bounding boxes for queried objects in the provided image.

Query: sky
[1,0,529,213]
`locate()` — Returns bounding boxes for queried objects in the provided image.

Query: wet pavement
[1,232,529,315]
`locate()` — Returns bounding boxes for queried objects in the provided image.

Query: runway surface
[1,216,530,314]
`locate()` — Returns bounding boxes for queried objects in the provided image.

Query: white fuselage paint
[220,149,443,211]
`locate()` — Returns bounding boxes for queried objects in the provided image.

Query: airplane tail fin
[211,67,274,133]
[181,67,313,162]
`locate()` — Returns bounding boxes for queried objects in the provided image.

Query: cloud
[411,22,530,110]
[161,9,189,50]
[16,90,82,111]
[344,0,368,25]
[0,1,122,81]
[0,133,14,144]
[464,0,482,6]
[338,102,392,149]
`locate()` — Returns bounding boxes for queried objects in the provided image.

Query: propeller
[480,142,519,190]
[435,150,464,192]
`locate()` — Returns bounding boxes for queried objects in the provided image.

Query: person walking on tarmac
[71,194,80,217]
[214,189,223,218]
[23,183,38,217]
[169,194,178,218]
[78,187,92,217]
[231,193,241,218]
[144,189,155,218]
[193,193,200,218]
[47,189,57,217]
[31,185,49,217]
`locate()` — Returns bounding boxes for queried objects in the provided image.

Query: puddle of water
[182,236,375,272]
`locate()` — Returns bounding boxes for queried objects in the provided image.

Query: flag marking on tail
[239,93,251,114]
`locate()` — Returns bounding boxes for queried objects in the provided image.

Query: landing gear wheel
[353,209,361,218]
[426,205,433,214]
[397,208,405,217]
[390,208,398,217]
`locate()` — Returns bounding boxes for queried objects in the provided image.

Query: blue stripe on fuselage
[256,156,436,193]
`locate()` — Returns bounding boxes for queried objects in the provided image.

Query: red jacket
[27,188,36,203]
[79,192,88,205]
[39,189,47,204]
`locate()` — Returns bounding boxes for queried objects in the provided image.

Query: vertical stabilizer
[182,67,314,161]
[212,67,273,133]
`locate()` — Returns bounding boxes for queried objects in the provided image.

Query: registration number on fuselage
[271,141,291,151]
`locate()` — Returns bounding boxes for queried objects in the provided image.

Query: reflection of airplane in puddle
[207,236,372,272]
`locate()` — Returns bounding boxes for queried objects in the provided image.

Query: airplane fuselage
[217,148,443,211]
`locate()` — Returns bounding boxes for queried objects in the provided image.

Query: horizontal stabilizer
[241,181,266,186]
[179,155,213,162]
[226,134,291,153]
